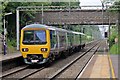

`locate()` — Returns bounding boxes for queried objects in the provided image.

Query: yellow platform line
[108,54,116,79]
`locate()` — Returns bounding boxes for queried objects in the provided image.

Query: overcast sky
[79,0,103,9]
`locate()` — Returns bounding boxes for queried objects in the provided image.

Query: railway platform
[80,53,118,79]
[0,51,21,62]
[79,40,119,79]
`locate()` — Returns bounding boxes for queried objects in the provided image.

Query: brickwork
[34,10,117,25]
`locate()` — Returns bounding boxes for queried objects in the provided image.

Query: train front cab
[20,28,50,64]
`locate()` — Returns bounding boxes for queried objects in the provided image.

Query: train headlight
[22,48,29,52]
[41,48,47,52]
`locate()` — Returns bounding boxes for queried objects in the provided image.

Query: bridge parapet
[17,6,118,25]
[33,9,118,25]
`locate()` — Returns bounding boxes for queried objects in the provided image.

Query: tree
[106,0,120,54]
[3,2,51,40]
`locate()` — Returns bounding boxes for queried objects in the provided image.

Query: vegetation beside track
[109,25,118,54]
[106,0,120,54]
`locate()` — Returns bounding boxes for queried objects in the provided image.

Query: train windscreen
[22,30,46,45]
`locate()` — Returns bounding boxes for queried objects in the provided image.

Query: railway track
[2,65,45,79]
[2,65,29,78]
[49,42,100,79]
[2,41,100,79]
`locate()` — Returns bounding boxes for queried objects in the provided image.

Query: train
[20,24,91,65]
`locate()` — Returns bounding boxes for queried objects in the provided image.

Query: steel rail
[19,67,45,80]
[2,66,45,79]
[49,41,100,79]
[2,65,29,78]
[75,45,100,79]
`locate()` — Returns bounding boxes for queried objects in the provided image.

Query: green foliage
[110,43,118,54]
[6,4,49,51]
[3,2,51,40]
[6,39,17,53]
[80,25,102,40]
[4,2,51,13]
[108,25,119,54]
[108,0,120,12]
[109,25,118,47]
[51,2,79,6]
[7,39,16,47]
[0,2,4,33]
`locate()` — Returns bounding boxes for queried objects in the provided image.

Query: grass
[110,43,119,54]
[7,39,17,53]
[7,45,17,53]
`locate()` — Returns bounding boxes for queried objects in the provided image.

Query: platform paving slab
[80,54,111,78]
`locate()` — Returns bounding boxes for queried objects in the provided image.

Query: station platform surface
[79,40,119,79]
[110,55,119,79]
[0,51,21,62]
[80,53,119,79]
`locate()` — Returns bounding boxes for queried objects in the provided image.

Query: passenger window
[50,30,57,48]
[59,32,66,47]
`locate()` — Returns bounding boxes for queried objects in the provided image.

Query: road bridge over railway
[17,6,118,25]
[33,9,118,25]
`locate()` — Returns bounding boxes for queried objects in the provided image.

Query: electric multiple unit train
[20,24,90,65]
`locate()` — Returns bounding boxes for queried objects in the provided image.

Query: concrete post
[16,9,19,50]
[3,16,7,55]
[41,4,44,24]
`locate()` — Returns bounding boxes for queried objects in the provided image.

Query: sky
[79,0,103,9]
[99,25,109,38]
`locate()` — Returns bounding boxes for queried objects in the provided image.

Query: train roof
[22,24,49,29]
[22,24,85,35]
[72,31,85,35]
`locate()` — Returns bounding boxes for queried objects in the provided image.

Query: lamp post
[3,12,12,55]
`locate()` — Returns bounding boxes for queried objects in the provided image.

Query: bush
[7,39,16,47]
[6,39,17,53]
[110,43,118,54]
[109,25,118,54]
